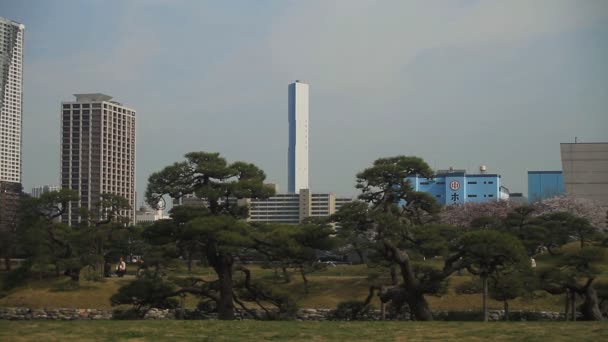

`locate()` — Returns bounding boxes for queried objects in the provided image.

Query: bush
[2,266,30,290]
[83,266,104,282]
[332,300,371,320]
[111,277,179,311]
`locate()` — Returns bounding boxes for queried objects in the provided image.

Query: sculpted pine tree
[459,230,528,322]
[15,190,131,282]
[145,152,274,320]
[539,242,607,321]
[346,156,471,321]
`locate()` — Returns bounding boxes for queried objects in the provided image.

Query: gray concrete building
[61,94,136,225]
[560,142,608,207]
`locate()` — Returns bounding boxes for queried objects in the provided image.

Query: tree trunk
[300,267,309,295]
[580,284,604,321]
[3,255,10,271]
[216,263,235,320]
[187,254,193,273]
[482,275,488,322]
[390,266,398,286]
[282,267,291,283]
[564,290,570,321]
[504,300,509,321]
[406,291,433,321]
[571,292,576,321]
[355,248,365,264]
[384,241,433,321]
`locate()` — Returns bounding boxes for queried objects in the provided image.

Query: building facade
[61,94,136,225]
[0,17,24,185]
[0,18,25,235]
[288,80,309,193]
[408,168,508,205]
[527,171,564,203]
[238,189,352,224]
[30,185,59,198]
[561,142,608,207]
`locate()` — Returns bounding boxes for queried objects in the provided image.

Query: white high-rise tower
[0,17,25,184]
[288,80,309,193]
[0,17,24,235]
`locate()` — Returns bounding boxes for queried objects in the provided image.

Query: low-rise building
[135,205,166,225]
[527,171,564,203]
[408,166,508,205]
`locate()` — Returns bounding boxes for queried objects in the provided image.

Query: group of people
[103,257,146,278]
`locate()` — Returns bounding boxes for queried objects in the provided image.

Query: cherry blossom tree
[533,194,606,231]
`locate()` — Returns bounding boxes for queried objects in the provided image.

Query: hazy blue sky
[3,0,608,202]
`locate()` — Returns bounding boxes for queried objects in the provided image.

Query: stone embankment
[0,307,572,321]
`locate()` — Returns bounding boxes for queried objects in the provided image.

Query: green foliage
[459,230,528,277]
[332,300,371,320]
[355,156,433,211]
[110,276,179,311]
[1,264,30,290]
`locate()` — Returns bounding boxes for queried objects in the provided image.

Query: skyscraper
[288,80,309,193]
[0,17,24,184]
[0,17,25,235]
[61,94,136,225]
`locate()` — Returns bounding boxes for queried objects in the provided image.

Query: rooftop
[73,93,113,102]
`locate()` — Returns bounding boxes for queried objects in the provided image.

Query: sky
[2,0,608,203]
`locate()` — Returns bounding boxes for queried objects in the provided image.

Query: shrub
[2,266,30,290]
[332,300,371,320]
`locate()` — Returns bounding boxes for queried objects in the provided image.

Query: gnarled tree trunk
[383,240,433,321]
[580,283,603,321]
[209,249,235,320]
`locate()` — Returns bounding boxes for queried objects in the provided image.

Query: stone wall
[0,307,572,321]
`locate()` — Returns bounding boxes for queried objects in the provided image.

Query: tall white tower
[288,80,309,193]
[0,17,25,184]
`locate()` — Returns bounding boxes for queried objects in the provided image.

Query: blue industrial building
[407,168,509,205]
[527,171,564,203]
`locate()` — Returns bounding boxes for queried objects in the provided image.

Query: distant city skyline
[2,1,608,199]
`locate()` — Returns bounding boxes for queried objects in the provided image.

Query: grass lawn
[0,321,606,341]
